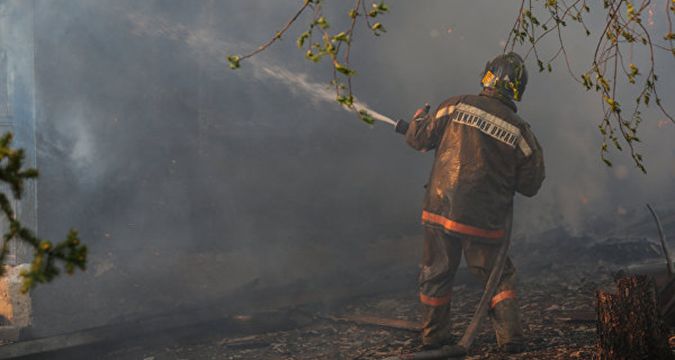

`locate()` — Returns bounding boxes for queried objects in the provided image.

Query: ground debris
[219,334,269,349]
[97,207,675,360]
[325,314,421,332]
[102,267,614,360]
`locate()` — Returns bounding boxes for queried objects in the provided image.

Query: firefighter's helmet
[481,52,528,102]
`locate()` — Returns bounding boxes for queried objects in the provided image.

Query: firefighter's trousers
[418,226,523,347]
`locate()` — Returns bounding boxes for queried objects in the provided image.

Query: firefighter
[395,52,545,353]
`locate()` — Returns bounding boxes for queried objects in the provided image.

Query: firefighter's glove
[413,103,431,120]
[395,103,430,135]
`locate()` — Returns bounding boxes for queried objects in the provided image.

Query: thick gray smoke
[25,0,675,336]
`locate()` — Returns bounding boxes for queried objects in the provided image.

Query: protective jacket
[405,91,545,239]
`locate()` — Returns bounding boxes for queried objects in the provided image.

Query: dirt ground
[34,215,675,359]
[101,265,613,360]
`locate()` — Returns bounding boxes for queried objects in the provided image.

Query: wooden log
[624,262,675,327]
[326,314,422,332]
[597,275,673,360]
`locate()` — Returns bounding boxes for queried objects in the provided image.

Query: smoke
[43,101,102,183]
[126,10,396,126]
[23,0,675,338]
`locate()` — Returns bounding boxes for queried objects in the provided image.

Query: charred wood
[596,275,673,360]
[325,314,421,332]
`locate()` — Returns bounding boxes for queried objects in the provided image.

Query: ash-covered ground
[95,218,675,360]
[9,206,668,360]
[102,271,605,360]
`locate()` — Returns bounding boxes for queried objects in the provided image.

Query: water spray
[351,102,397,126]
[126,12,401,130]
[259,66,399,128]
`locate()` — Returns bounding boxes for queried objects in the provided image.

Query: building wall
[0,1,38,264]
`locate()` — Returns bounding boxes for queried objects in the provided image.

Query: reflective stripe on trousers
[418,226,523,346]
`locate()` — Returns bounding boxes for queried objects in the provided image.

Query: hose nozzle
[394,119,409,134]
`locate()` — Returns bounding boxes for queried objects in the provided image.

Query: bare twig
[646,203,673,277]
[505,0,527,52]
[238,1,312,63]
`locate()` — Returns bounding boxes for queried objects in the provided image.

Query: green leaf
[323,38,336,54]
[629,63,639,77]
[333,31,350,43]
[334,62,356,76]
[315,16,329,29]
[297,32,310,48]
[226,55,241,69]
[371,22,386,35]
[358,110,375,125]
[337,95,354,107]
[305,50,322,62]
[626,2,635,17]
[369,2,388,17]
